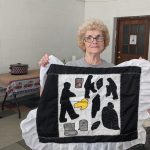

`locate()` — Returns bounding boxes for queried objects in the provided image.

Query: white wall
[0,0,84,73]
[84,0,150,63]
[0,0,149,74]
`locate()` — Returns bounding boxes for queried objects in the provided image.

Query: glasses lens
[84,36,93,42]
[96,35,104,42]
[84,35,104,42]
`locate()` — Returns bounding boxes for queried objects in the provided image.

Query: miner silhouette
[91,94,100,118]
[59,82,79,123]
[84,75,97,98]
[102,102,120,130]
[106,78,118,100]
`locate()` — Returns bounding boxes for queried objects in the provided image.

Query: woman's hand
[38,53,49,67]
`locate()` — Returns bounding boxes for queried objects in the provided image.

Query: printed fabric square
[36,64,141,143]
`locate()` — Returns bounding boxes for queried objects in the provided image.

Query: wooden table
[0,69,40,118]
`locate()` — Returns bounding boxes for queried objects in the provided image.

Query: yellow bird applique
[74,98,88,110]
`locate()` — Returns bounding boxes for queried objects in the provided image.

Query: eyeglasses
[84,35,104,43]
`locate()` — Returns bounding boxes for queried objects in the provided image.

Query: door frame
[114,15,150,65]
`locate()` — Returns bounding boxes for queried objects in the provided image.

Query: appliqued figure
[84,75,97,98]
[59,82,79,123]
[106,78,118,100]
[102,102,120,130]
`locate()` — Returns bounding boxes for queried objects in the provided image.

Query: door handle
[117,56,121,59]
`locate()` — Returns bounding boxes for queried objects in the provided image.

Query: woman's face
[84,30,104,55]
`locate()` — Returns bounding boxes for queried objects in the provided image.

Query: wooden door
[115,16,150,64]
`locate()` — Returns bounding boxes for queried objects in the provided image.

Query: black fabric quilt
[36,64,141,143]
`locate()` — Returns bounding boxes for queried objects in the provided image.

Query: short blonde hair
[77,19,110,51]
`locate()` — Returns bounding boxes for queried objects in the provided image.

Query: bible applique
[37,64,141,143]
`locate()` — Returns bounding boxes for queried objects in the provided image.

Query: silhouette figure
[59,82,79,123]
[106,78,118,100]
[84,75,97,98]
[102,102,120,130]
[91,94,100,118]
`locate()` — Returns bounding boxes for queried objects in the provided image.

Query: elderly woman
[21,19,146,150]
[39,19,113,68]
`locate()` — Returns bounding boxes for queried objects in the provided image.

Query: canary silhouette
[74,98,88,110]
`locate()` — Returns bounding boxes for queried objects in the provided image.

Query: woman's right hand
[38,53,49,67]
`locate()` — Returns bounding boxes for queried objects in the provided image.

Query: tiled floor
[0,140,31,150]
[0,94,39,150]
[0,105,31,150]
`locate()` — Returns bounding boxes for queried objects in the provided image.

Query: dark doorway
[115,16,150,64]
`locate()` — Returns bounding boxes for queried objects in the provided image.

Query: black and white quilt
[37,64,141,143]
